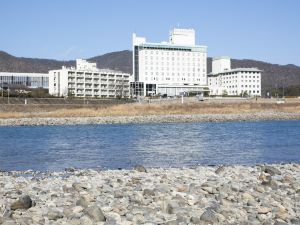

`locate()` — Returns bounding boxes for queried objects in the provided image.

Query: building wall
[133,28,208,96]
[212,57,231,74]
[169,28,195,45]
[49,68,130,98]
[0,72,49,89]
[138,48,207,85]
[76,59,97,71]
[208,70,261,96]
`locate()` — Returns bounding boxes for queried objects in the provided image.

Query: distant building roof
[208,68,262,76]
[50,66,129,75]
[213,56,230,60]
[0,72,48,77]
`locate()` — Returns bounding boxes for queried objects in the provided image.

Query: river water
[0,121,299,171]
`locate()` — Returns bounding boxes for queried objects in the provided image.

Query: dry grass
[1,101,300,119]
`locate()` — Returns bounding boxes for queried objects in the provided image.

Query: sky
[0,0,299,66]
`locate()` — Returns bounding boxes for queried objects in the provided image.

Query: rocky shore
[1,112,300,126]
[0,164,299,225]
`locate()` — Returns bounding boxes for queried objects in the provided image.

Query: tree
[222,90,228,97]
[67,89,75,98]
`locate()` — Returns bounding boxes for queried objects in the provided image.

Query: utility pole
[7,88,10,104]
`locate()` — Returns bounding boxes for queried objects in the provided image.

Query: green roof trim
[138,43,207,53]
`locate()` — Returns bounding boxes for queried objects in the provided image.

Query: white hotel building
[49,59,130,98]
[208,57,262,96]
[132,28,208,96]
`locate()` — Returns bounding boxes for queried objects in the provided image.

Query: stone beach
[1,112,300,126]
[0,164,299,225]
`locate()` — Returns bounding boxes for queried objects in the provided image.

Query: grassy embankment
[0,98,300,119]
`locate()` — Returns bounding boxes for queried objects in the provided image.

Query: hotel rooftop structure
[49,59,130,98]
[208,57,262,96]
[131,28,208,96]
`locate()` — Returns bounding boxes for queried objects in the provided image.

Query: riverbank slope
[1,164,299,224]
[1,111,300,126]
[1,99,300,126]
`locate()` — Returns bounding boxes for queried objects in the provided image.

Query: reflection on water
[0,121,299,171]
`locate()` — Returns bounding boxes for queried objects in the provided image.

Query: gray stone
[263,165,281,176]
[80,216,94,225]
[190,216,201,224]
[62,185,74,193]
[291,219,300,225]
[47,209,64,220]
[72,182,88,191]
[76,196,89,208]
[166,201,180,214]
[259,173,272,185]
[134,165,147,172]
[16,217,33,225]
[114,190,124,198]
[165,220,180,225]
[200,209,219,223]
[105,212,121,224]
[231,184,240,192]
[262,219,273,225]
[2,208,12,218]
[274,220,289,225]
[215,165,225,174]
[1,220,18,225]
[65,167,75,172]
[10,195,32,210]
[84,205,106,222]
[143,188,155,196]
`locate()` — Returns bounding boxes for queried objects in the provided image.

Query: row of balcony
[69,79,129,83]
[68,74,129,78]
[68,84,127,88]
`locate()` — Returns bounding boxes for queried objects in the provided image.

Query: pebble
[0,164,299,224]
[10,195,32,210]
[84,205,106,222]
[47,209,64,220]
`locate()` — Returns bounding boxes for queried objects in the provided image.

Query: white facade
[169,28,195,45]
[208,57,262,96]
[212,56,231,74]
[0,72,49,89]
[132,28,208,96]
[49,59,130,98]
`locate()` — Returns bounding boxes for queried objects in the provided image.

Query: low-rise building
[208,57,262,96]
[0,72,49,89]
[49,59,130,98]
